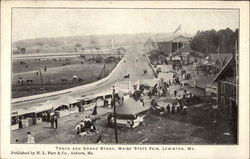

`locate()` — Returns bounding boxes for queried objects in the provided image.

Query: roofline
[171,35,190,42]
[213,56,234,82]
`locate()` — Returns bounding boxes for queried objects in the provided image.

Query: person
[92,105,97,115]
[54,116,58,129]
[96,135,102,143]
[44,65,47,71]
[178,95,182,102]
[90,121,96,132]
[171,104,175,114]
[18,117,23,129]
[180,103,183,113]
[148,90,152,99]
[50,115,54,128]
[47,111,50,122]
[174,90,177,97]
[80,120,85,132]
[27,132,35,143]
[183,106,187,115]
[75,124,81,134]
[190,93,193,99]
[176,103,180,113]
[140,98,144,107]
[107,114,112,126]
[15,139,19,144]
[104,99,108,107]
[166,104,170,114]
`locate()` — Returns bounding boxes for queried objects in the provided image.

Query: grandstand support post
[113,85,119,143]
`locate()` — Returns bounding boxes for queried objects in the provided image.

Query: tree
[190,28,238,55]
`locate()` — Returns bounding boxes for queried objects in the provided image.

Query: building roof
[156,34,190,43]
[209,53,233,66]
[213,56,235,82]
[115,98,149,119]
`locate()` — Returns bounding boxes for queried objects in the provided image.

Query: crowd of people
[75,116,97,135]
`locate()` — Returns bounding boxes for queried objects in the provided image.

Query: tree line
[190,28,239,54]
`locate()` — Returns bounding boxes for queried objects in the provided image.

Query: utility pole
[113,85,118,143]
[38,68,43,93]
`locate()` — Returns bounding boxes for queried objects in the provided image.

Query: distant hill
[12,33,160,54]
[12,32,193,54]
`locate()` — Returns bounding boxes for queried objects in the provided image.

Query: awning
[11,107,36,116]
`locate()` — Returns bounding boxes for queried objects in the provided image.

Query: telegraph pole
[38,68,43,93]
[113,85,119,143]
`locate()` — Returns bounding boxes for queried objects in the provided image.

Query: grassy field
[12,58,118,98]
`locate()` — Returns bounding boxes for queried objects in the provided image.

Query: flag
[173,24,181,34]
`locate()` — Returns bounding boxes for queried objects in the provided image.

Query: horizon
[12,9,239,42]
[13,27,238,43]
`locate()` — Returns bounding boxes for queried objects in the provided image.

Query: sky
[12,9,239,41]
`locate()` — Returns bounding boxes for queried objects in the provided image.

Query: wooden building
[156,34,190,57]
[213,56,238,119]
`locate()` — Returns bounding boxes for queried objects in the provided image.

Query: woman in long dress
[27,132,35,143]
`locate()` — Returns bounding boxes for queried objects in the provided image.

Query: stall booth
[49,98,70,118]
[104,94,113,108]
[66,96,80,115]
[108,98,149,128]
[34,104,53,123]
[11,108,36,129]
[95,96,104,107]
[11,111,19,130]
[81,95,96,111]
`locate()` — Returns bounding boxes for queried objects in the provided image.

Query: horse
[26,79,34,84]
[123,74,130,79]
[20,61,26,64]
[61,79,68,83]
[78,78,83,82]
[17,78,24,85]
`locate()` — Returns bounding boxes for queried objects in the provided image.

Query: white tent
[157,65,172,73]
[140,79,157,87]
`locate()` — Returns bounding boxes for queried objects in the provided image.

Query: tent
[140,79,157,87]
[157,65,172,73]
[114,98,149,119]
